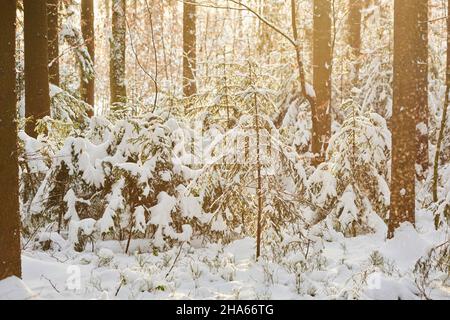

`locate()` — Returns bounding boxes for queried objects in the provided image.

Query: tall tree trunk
[312,0,332,166]
[110,0,127,107]
[0,0,21,281]
[416,0,429,179]
[47,0,59,87]
[183,0,197,99]
[81,0,95,114]
[24,0,51,138]
[389,0,421,237]
[347,0,362,88]
[432,0,450,203]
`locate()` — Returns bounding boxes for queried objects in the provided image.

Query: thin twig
[165,242,185,278]
[41,275,61,293]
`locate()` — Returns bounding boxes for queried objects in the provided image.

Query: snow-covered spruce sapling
[308,99,391,236]
[25,112,211,251]
[193,61,307,258]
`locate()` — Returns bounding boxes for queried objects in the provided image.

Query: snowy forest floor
[1,211,448,300]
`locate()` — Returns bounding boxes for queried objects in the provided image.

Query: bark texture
[183,0,197,99]
[0,0,22,280]
[110,0,127,106]
[24,0,51,138]
[347,0,362,87]
[312,0,332,166]
[416,0,429,178]
[389,0,422,237]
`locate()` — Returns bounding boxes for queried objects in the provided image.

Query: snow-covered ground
[1,211,448,300]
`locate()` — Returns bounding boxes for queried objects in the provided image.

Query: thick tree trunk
[24,0,51,138]
[47,0,59,87]
[312,0,332,166]
[0,0,22,281]
[110,0,127,106]
[347,0,362,87]
[183,0,197,99]
[389,0,421,237]
[81,0,95,114]
[416,0,429,179]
